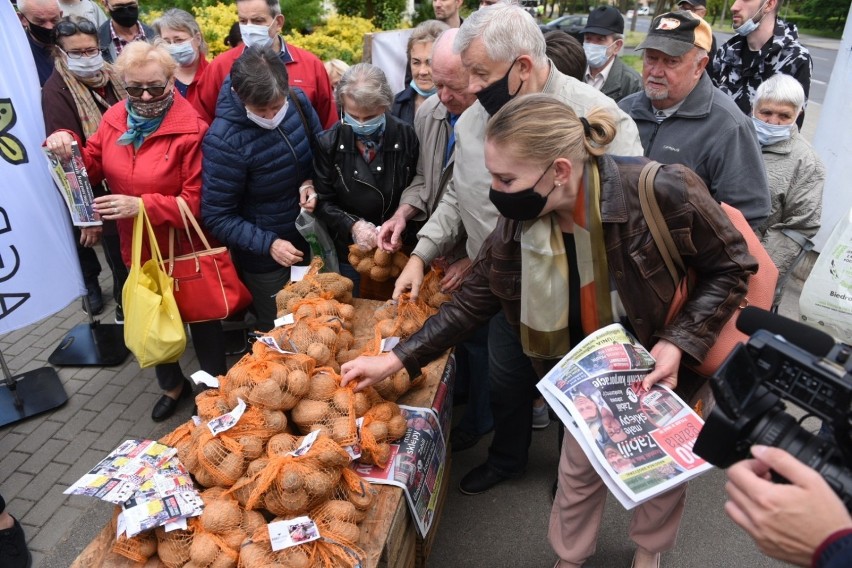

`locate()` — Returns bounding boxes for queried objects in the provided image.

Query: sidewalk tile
[14,420,62,453]
[82,385,123,422]
[18,462,68,504]
[52,409,98,441]
[113,376,150,406]
[1,451,31,473]
[90,419,136,452]
[86,402,128,433]
[46,391,92,423]
[77,368,116,396]
[19,438,66,475]
[28,502,88,553]
[0,431,25,454]
[33,327,71,350]
[63,448,111,485]
[54,430,99,464]
[2,333,38,356]
[0,471,34,499]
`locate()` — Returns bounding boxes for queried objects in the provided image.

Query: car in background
[627,6,651,17]
[539,14,588,42]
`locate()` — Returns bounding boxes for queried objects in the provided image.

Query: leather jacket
[394,155,757,387]
[314,114,419,258]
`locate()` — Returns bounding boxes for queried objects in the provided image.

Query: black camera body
[694,329,852,510]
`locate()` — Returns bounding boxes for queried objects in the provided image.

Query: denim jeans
[486,311,541,477]
[453,320,494,436]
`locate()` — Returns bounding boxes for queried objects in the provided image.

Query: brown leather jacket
[393,155,757,384]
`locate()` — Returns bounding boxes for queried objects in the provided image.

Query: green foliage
[373,0,407,28]
[412,1,436,25]
[286,15,379,63]
[798,0,848,29]
[281,0,325,32]
[334,0,368,17]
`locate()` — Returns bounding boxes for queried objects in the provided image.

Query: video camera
[693,307,852,510]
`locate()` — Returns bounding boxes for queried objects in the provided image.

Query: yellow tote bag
[122,201,187,368]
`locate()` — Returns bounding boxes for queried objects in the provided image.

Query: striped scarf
[53,57,127,140]
[519,159,613,359]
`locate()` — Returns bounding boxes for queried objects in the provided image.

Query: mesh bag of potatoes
[221,346,315,412]
[110,507,158,563]
[418,265,453,309]
[227,432,350,518]
[347,244,409,283]
[239,507,365,568]
[371,293,433,341]
[335,467,377,524]
[155,518,197,568]
[275,259,355,314]
[358,401,408,467]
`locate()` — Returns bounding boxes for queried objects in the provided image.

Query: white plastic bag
[295,208,339,273]
[799,207,852,340]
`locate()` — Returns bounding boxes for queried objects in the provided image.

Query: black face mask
[476,58,524,117]
[25,18,56,45]
[109,4,139,28]
[489,164,556,221]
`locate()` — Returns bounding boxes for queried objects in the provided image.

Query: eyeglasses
[61,47,101,59]
[55,19,98,38]
[125,85,168,97]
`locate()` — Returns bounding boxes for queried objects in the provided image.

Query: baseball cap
[677,0,707,7]
[582,6,624,36]
[636,10,713,56]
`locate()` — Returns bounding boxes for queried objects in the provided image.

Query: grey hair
[754,73,805,114]
[407,19,450,56]
[152,8,208,56]
[236,0,281,18]
[335,63,394,112]
[612,33,624,42]
[231,46,289,108]
[454,3,547,67]
[17,0,60,15]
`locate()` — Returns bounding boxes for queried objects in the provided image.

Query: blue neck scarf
[117,100,167,149]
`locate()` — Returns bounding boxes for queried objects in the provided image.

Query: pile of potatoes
[348,245,409,282]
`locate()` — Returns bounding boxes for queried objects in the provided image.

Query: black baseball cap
[636,10,713,56]
[678,0,707,7]
[582,6,624,36]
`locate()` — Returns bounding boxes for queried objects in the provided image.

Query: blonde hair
[407,19,449,56]
[114,40,177,81]
[485,94,616,166]
[324,59,349,86]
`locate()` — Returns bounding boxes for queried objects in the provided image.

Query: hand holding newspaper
[538,324,712,509]
[43,141,101,227]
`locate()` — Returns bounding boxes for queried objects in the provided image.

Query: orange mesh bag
[289,294,351,322]
[197,488,266,553]
[111,513,158,563]
[373,367,426,402]
[358,401,408,467]
[335,468,377,524]
[194,429,248,488]
[291,368,359,445]
[348,245,408,283]
[155,518,197,568]
[186,525,240,568]
[275,258,354,315]
[159,419,195,448]
[196,390,232,422]
[228,434,349,517]
[419,265,452,310]
[229,456,270,508]
[310,503,366,568]
[239,525,314,568]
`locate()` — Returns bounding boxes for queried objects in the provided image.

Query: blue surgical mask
[167,40,197,67]
[410,79,436,98]
[247,100,289,130]
[65,52,105,78]
[583,43,611,69]
[344,112,386,136]
[733,0,768,36]
[240,23,273,49]
[751,116,793,146]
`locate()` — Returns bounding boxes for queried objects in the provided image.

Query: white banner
[366,29,414,96]
[0,0,84,334]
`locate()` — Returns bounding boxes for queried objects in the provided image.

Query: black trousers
[154,320,226,390]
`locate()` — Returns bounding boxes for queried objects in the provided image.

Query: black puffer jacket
[313,114,419,259]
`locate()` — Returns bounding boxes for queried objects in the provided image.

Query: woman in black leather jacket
[313,63,419,292]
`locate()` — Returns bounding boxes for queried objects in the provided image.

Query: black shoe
[82,280,104,315]
[451,428,482,452]
[152,379,193,422]
[114,304,124,324]
[459,463,511,495]
[0,516,32,568]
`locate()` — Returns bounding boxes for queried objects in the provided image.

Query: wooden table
[71,300,453,568]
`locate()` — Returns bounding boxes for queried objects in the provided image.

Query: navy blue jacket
[202,81,321,274]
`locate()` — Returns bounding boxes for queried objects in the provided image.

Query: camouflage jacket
[711,19,812,126]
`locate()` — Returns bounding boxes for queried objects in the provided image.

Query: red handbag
[166,197,252,323]
[638,162,779,376]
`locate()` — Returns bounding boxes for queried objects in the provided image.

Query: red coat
[77,94,210,266]
[194,41,338,129]
[183,55,209,121]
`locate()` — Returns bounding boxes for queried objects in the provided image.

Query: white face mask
[65,52,105,78]
[583,43,611,70]
[734,0,769,36]
[239,23,273,49]
[246,99,289,130]
[167,40,197,67]
[751,115,793,146]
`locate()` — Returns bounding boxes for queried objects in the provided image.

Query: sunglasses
[55,19,98,38]
[125,85,168,97]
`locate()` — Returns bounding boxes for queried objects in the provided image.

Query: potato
[338,304,355,321]
[392,253,409,271]
[392,370,410,395]
[279,487,310,513]
[267,433,299,456]
[306,342,332,364]
[226,386,251,409]
[303,469,336,498]
[348,251,362,266]
[307,373,337,401]
[209,551,237,568]
[373,249,392,267]
[377,319,396,338]
[295,304,315,320]
[189,532,219,566]
[370,265,391,282]
[353,392,371,416]
[202,439,227,467]
[201,500,242,534]
[249,380,285,410]
[242,509,266,537]
[236,436,264,460]
[325,499,357,522]
[316,446,350,469]
[365,420,388,441]
[286,369,310,397]
[238,542,270,568]
[356,257,374,273]
[369,402,397,422]
[387,414,408,440]
[194,465,217,488]
[277,547,310,568]
[136,534,157,559]
[330,416,355,442]
[278,466,304,492]
[373,443,391,466]
[291,399,331,427]
[347,481,374,511]
[328,519,360,543]
[331,389,353,413]
[262,409,288,432]
[308,423,332,437]
[217,452,246,485]
[399,318,420,337]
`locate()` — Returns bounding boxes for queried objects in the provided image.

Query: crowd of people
[4,0,844,566]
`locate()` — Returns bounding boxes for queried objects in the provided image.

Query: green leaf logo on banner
[0,99,29,165]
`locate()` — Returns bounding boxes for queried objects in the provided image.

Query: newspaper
[538,324,712,509]
[350,353,454,538]
[64,439,203,537]
[43,142,101,227]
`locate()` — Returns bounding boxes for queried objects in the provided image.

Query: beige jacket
[413,64,644,264]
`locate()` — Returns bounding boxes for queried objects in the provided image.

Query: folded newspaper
[43,142,101,227]
[353,355,454,538]
[64,439,203,537]
[538,324,712,509]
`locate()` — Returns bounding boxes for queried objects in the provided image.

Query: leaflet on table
[42,142,101,227]
[537,324,712,510]
[353,406,447,538]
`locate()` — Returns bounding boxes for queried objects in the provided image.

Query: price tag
[258,335,297,354]
[274,313,295,328]
[288,430,320,457]
[380,337,400,352]
[268,516,320,551]
[290,265,310,282]
[190,370,219,388]
[207,399,247,436]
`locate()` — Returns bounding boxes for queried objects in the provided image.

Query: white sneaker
[532,403,550,429]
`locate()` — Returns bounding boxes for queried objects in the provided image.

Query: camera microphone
[736,307,835,358]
